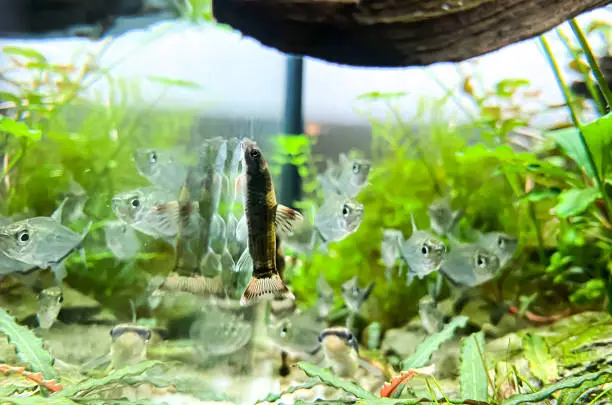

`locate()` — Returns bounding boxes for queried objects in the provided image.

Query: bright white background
[0,8,610,129]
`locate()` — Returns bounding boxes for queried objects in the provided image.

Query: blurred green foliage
[285,51,612,329]
[0,43,199,317]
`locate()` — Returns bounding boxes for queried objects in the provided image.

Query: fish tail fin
[240,273,295,306]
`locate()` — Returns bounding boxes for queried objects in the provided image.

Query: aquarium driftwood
[212,0,612,67]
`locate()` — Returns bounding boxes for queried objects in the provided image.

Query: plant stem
[570,19,612,110]
[556,28,606,115]
[539,35,612,217]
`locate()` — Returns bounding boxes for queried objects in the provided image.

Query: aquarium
[0,1,611,405]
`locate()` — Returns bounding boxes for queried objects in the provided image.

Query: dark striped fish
[239,139,302,305]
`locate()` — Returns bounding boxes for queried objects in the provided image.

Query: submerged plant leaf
[55,360,161,398]
[257,378,320,403]
[582,115,612,180]
[402,316,468,370]
[0,117,42,141]
[460,332,488,402]
[523,333,558,383]
[2,45,47,62]
[297,362,377,400]
[554,188,599,218]
[502,368,612,405]
[545,127,592,174]
[556,373,612,405]
[0,308,56,380]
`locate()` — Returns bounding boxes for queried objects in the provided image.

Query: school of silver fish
[0,134,525,397]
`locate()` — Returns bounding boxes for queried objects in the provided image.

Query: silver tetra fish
[380,229,404,282]
[189,307,253,360]
[37,286,63,330]
[314,195,364,250]
[439,239,501,289]
[104,220,141,261]
[133,147,190,194]
[0,217,91,283]
[428,198,464,236]
[476,231,518,269]
[341,276,375,314]
[315,273,335,322]
[267,311,324,360]
[401,214,446,286]
[418,295,444,335]
[111,186,199,242]
[238,139,303,305]
[318,153,371,199]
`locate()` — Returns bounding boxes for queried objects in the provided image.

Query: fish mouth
[242,139,256,152]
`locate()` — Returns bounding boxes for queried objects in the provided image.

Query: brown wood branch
[212,0,612,67]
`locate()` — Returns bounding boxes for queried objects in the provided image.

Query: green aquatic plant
[0,308,56,380]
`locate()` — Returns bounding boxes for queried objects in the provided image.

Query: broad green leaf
[297,362,377,400]
[0,117,42,141]
[502,368,612,405]
[582,112,612,178]
[545,127,594,177]
[2,46,47,62]
[520,188,561,202]
[460,332,488,401]
[56,360,162,398]
[402,316,468,370]
[146,76,202,89]
[523,333,558,383]
[554,188,599,218]
[0,91,21,105]
[0,308,56,380]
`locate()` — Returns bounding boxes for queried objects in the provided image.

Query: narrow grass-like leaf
[55,360,161,398]
[502,368,612,405]
[402,316,468,370]
[522,333,558,383]
[256,378,320,403]
[460,332,488,402]
[0,308,56,380]
[297,362,377,400]
[557,373,612,405]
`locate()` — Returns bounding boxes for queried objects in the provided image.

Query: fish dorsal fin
[363,281,375,301]
[410,213,418,233]
[275,205,304,237]
[447,233,462,248]
[51,198,68,223]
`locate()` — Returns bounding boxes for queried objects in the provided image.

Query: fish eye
[497,236,505,248]
[149,151,157,164]
[58,295,64,304]
[352,287,359,297]
[342,204,351,217]
[477,255,488,268]
[16,230,30,244]
[249,149,260,159]
[280,324,288,337]
[129,197,140,208]
[421,244,429,256]
[352,163,359,174]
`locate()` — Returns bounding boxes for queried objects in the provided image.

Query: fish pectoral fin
[51,262,67,284]
[240,273,295,306]
[275,205,304,237]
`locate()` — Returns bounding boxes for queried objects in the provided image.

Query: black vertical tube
[279,54,304,209]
